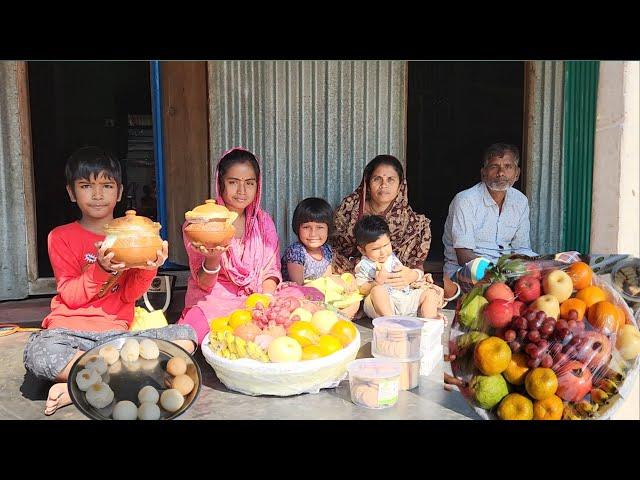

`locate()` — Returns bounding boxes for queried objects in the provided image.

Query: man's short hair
[354,215,391,247]
[65,146,122,187]
[482,143,520,168]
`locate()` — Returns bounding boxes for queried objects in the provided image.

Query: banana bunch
[208,331,269,362]
[562,403,583,420]
[574,400,599,417]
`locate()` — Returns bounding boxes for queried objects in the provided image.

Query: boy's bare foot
[45,382,71,416]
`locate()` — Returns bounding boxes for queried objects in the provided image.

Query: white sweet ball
[98,345,120,365]
[138,402,161,420]
[139,339,160,360]
[112,400,138,420]
[160,389,184,412]
[75,368,101,391]
[138,385,160,404]
[120,339,140,362]
[84,355,108,375]
[85,382,114,409]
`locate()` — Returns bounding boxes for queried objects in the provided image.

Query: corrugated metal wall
[0,62,29,300]
[208,61,407,249]
[563,61,599,254]
[525,61,565,255]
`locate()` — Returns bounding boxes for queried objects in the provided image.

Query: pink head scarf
[214,147,282,294]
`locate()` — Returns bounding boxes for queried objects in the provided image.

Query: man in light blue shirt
[442,143,537,287]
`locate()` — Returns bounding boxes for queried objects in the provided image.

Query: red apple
[484,299,514,328]
[514,275,542,303]
[511,300,526,317]
[556,360,593,402]
[525,262,542,279]
[485,282,515,302]
[575,331,611,371]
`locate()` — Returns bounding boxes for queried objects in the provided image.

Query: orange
[329,319,358,346]
[587,300,624,335]
[533,394,564,420]
[317,335,343,356]
[497,393,534,420]
[287,321,321,347]
[473,337,512,376]
[575,286,607,309]
[301,345,326,360]
[502,353,530,386]
[567,262,593,290]
[245,293,271,309]
[559,298,587,321]
[525,367,558,400]
[209,316,230,333]
[228,309,253,329]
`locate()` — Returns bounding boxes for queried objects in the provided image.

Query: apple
[575,331,611,371]
[556,360,593,402]
[289,307,313,322]
[484,300,514,328]
[267,336,303,362]
[514,275,542,303]
[543,269,573,303]
[616,324,640,360]
[530,294,560,320]
[511,300,526,317]
[485,282,515,302]
[311,309,339,334]
[525,262,542,279]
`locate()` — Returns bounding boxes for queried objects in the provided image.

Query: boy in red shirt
[23,147,197,415]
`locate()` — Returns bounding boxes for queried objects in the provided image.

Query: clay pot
[103,210,163,267]
[184,199,237,248]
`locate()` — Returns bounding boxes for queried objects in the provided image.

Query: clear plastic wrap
[447,253,640,420]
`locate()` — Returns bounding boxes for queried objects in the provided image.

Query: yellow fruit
[533,394,564,420]
[245,293,271,309]
[317,335,342,356]
[497,393,534,420]
[502,353,530,386]
[329,319,358,346]
[228,309,253,329]
[289,307,313,322]
[209,316,230,333]
[287,321,321,347]
[525,368,558,400]
[301,345,326,360]
[474,337,512,376]
[311,309,339,334]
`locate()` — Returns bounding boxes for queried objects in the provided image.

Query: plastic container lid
[371,352,423,363]
[347,358,402,379]
[372,317,424,334]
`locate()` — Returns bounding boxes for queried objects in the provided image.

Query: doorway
[27,61,156,278]
[406,61,525,265]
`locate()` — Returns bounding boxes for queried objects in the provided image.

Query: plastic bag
[448,253,640,420]
[129,306,169,331]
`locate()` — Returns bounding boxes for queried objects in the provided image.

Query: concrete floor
[1,295,637,420]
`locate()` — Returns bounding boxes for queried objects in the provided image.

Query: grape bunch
[500,309,584,370]
[251,296,299,330]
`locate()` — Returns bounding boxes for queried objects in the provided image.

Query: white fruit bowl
[202,330,361,396]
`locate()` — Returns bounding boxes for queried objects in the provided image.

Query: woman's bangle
[412,268,424,282]
[202,260,221,275]
[443,281,461,302]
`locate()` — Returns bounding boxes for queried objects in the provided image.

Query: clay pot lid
[185,199,238,223]
[104,210,161,235]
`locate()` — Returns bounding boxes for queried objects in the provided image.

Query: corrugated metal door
[207,61,407,249]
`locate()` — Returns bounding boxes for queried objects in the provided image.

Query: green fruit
[471,374,509,410]
[456,331,490,351]
[459,295,488,330]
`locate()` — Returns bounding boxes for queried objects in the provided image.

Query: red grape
[517,329,528,340]
[541,354,553,368]
[512,317,527,330]
[537,339,549,351]
[540,323,555,336]
[525,343,539,357]
[527,358,541,368]
[527,330,541,343]
[567,319,578,331]
[556,319,569,330]
[525,311,537,322]
[509,340,522,353]
[504,329,517,342]
[568,309,579,321]
[535,311,547,321]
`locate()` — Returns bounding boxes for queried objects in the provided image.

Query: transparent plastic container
[372,317,423,359]
[347,358,402,409]
[372,352,422,390]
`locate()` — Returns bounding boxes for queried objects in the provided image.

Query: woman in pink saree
[178,147,282,343]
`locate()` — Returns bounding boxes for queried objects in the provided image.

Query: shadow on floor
[19,371,50,402]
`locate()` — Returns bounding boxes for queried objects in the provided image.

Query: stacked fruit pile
[449,255,640,420]
[207,293,358,364]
